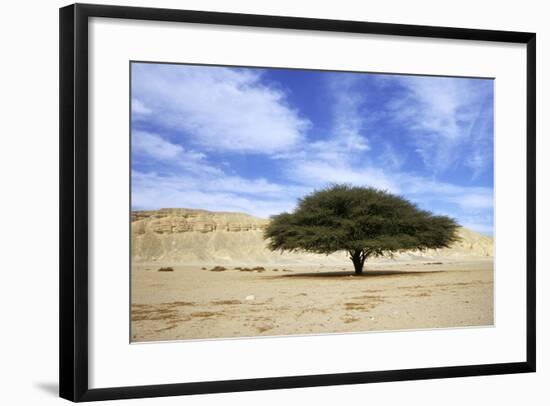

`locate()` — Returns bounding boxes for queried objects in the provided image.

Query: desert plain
[131,209,494,342]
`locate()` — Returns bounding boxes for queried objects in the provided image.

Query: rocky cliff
[131,208,493,264]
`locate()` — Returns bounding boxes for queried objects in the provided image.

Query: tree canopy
[264,185,459,274]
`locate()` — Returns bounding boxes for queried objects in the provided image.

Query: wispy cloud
[132,130,222,176]
[132,170,301,218]
[132,64,310,154]
[286,161,400,192]
[384,75,493,175]
[133,130,185,160]
[283,160,493,223]
[378,143,405,171]
[131,99,152,115]
[131,129,308,217]
[327,75,370,152]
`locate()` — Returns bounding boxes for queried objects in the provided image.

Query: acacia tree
[264,185,459,274]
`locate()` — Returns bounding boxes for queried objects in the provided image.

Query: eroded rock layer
[131,208,493,264]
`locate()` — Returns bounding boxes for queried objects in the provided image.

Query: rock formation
[131,208,493,264]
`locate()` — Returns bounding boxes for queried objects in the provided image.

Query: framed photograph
[59,3,536,402]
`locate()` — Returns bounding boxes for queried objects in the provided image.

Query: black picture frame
[59,3,536,402]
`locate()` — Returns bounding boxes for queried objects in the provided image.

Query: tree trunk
[350,250,365,275]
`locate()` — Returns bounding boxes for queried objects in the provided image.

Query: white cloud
[280,160,494,233]
[287,160,400,193]
[132,130,222,175]
[398,174,493,208]
[133,130,184,160]
[447,193,494,210]
[379,143,404,171]
[274,75,380,189]
[132,170,299,219]
[132,64,310,154]
[311,75,370,155]
[132,162,494,234]
[131,98,152,115]
[385,76,493,174]
[130,128,310,218]
[391,76,474,139]
[329,76,370,152]
[285,160,492,211]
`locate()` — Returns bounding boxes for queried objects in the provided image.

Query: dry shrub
[344,302,367,310]
[209,266,227,272]
[158,267,174,272]
[212,300,241,305]
[190,311,216,318]
[236,266,265,273]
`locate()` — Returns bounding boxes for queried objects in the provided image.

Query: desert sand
[131,209,494,342]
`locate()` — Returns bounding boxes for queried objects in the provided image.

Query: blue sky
[131,62,494,235]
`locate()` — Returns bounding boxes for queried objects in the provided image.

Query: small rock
[245,295,255,301]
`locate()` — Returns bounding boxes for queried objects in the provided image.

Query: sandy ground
[131,259,493,342]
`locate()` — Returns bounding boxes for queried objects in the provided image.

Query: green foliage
[264,185,459,274]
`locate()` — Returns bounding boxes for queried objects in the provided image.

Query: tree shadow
[272,270,443,279]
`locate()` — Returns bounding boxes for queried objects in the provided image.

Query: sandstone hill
[131,208,493,265]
